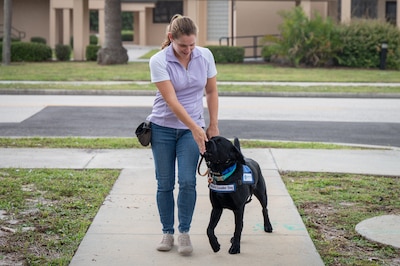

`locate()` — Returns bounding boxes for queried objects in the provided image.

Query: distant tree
[2,0,12,65]
[97,0,128,65]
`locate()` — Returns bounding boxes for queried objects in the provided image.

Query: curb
[1,88,400,98]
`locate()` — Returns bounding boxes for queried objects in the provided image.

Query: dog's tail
[234,137,241,151]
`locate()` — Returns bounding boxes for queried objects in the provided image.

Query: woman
[147,14,219,255]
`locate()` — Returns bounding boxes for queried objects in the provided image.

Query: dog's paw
[265,226,273,233]
[228,244,240,254]
[229,237,240,254]
[264,220,273,233]
[208,237,221,252]
[212,243,220,253]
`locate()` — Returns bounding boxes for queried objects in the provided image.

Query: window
[351,0,377,19]
[386,1,397,25]
[153,1,183,23]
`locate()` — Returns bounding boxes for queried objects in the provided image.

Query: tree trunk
[97,0,128,65]
[2,0,12,65]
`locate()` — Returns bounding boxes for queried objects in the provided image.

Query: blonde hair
[161,14,198,49]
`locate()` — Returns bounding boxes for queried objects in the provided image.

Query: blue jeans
[151,123,199,234]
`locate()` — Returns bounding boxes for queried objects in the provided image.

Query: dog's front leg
[229,207,245,254]
[207,208,223,252]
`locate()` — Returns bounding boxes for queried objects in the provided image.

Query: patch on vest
[242,165,254,184]
[209,183,236,193]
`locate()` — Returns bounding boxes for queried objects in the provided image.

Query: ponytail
[161,14,198,49]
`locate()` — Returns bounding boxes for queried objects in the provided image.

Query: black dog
[203,136,273,254]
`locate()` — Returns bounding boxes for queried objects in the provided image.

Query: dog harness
[209,165,254,193]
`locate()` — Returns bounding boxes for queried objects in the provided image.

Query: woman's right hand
[191,126,208,154]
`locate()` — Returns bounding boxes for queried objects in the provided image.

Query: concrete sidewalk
[1,148,400,265]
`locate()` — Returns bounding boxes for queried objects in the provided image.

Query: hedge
[206,45,244,63]
[0,42,52,62]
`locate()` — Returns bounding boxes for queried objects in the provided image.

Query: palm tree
[97,0,128,65]
[2,0,12,65]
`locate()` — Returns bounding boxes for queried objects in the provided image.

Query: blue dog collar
[211,163,237,182]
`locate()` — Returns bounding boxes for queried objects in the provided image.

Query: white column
[98,8,105,46]
[139,10,146,45]
[49,5,56,48]
[62,8,70,46]
[300,0,312,19]
[341,0,351,23]
[73,0,89,60]
[397,0,400,28]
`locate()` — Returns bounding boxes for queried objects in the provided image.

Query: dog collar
[211,163,237,182]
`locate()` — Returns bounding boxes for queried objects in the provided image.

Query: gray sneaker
[156,233,174,251]
[178,233,193,255]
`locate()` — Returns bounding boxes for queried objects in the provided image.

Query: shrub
[206,45,244,63]
[86,45,100,61]
[273,7,342,67]
[55,44,71,61]
[0,42,52,62]
[30,36,47,44]
[336,19,400,70]
[260,35,281,62]
[121,30,133,42]
[90,35,98,45]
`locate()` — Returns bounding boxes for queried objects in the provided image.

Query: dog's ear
[232,145,245,164]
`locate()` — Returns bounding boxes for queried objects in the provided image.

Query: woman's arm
[204,76,219,138]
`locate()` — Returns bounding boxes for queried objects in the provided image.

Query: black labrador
[203,136,273,254]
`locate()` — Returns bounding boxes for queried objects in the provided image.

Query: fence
[0,25,26,40]
[219,34,277,60]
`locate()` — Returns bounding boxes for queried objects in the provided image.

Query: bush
[55,44,71,61]
[30,36,47,44]
[273,7,341,67]
[206,45,244,63]
[260,35,281,62]
[90,35,98,45]
[86,45,100,61]
[0,42,52,62]
[336,19,400,69]
[121,30,133,42]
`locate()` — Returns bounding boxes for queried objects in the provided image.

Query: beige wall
[236,1,294,37]
[1,0,49,43]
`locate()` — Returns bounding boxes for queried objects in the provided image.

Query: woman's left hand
[206,125,219,139]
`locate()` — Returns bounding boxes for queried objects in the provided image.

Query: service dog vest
[209,165,254,193]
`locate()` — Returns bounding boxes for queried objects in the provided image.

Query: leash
[197,156,209,177]
[197,156,213,184]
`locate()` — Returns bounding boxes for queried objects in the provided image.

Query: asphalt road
[1,95,399,148]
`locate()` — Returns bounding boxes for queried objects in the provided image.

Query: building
[1,0,399,60]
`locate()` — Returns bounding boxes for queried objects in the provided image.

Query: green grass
[0,137,372,150]
[281,172,400,265]
[0,168,120,265]
[1,61,400,83]
[1,61,399,94]
[1,61,400,94]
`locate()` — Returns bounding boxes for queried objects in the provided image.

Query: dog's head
[203,136,245,174]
